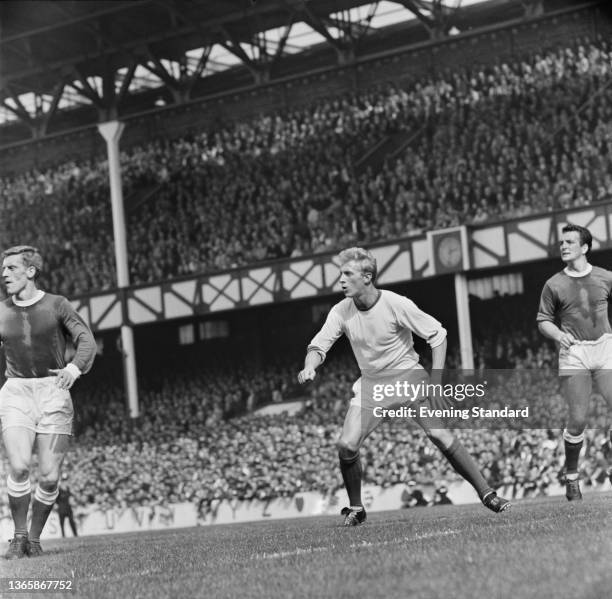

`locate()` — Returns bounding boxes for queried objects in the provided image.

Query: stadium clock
[427,227,469,274]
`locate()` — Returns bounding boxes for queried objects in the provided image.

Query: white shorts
[0,377,73,435]
[559,333,612,374]
[350,367,429,409]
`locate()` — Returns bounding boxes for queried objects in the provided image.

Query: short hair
[2,245,43,277]
[338,247,377,282]
[562,224,592,254]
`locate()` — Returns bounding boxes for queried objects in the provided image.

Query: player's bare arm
[298,350,323,384]
[430,338,447,378]
[429,338,447,409]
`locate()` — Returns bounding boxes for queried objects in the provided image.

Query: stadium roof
[0,0,497,130]
[9,0,595,145]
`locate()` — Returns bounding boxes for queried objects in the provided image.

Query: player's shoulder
[41,292,69,305]
[542,270,568,289]
[590,265,612,281]
[331,297,353,315]
[380,289,413,306]
[41,292,74,312]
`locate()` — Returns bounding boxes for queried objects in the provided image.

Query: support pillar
[454,273,474,370]
[98,120,139,418]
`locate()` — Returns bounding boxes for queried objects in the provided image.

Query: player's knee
[337,439,359,459]
[427,429,454,452]
[9,466,30,482]
[38,472,60,490]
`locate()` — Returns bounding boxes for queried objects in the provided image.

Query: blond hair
[338,247,377,282]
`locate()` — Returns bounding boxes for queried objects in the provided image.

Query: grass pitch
[2,494,611,599]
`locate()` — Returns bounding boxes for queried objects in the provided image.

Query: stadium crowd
[1,37,612,296]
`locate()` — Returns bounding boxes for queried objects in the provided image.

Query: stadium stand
[1,37,611,296]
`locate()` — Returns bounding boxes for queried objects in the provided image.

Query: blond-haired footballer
[298,247,510,525]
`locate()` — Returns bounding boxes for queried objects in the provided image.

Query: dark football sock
[339,448,363,507]
[7,476,31,537]
[29,500,54,543]
[29,486,59,543]
[432,437,490,499]
[564,439,583,475]
[8,494,31,537]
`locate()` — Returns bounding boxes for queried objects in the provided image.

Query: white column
[98,121,139,418]
[454,273,474,370]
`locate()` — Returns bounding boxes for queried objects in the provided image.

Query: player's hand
[558,332,577,351]
[50,368,76,390]
[297,368,316,384]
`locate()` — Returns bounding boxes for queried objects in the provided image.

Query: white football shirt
[308,289,446,376]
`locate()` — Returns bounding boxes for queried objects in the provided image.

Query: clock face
[437,235,462,268]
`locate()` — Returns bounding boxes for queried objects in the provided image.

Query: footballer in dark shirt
[0,246,95,559]
[537,224,612,501]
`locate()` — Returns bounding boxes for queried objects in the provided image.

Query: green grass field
[2,494,611,599]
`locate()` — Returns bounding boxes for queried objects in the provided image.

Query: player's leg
[417,414,510,512]
[561,373,592,500]
[592,367,612,484]
[336,402,381,525]
[2,426,35,558]
[59,513,66,537]
[28,380,74,553]
[28,433,69,554]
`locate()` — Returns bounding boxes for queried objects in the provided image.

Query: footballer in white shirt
[298,247,510,525]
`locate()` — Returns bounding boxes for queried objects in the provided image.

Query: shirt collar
[564,263,592,278]
[12,290,45,307]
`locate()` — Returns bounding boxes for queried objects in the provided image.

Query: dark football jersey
[0,293,95,378]
[537,266,612,341]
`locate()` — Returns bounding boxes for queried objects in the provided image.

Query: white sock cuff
[7,476,31,498]
[34,485,59,506]
[563,429,585,444]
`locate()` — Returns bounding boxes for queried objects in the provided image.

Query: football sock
[29,485,59,543]
[563,430,584,476]
[7,476,31,537]
[430,437,490,498]
[339,447,363,507]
